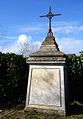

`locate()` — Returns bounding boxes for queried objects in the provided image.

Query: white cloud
[0,34,41,56]
[0,34,31,54]
[16,35,83,56]
[19,25,43,33]
[53,25,83,34]
[1,20,83,56]
[0,43,17,53]
[57,37,83,54]
[0,46,3,52]
[1,33,83,56]
[17,34,31,45]
[5,36,17,40]
[16,34,41,56]
[17,21,83,36]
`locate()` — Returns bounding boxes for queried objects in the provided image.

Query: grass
[0,104,83,119]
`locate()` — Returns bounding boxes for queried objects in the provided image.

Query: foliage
[0,52,28,107]
[0,51,83,108]
[67,52,83,103]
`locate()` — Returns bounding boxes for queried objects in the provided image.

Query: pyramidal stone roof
[26,35,66,64]
[30,35,65,57]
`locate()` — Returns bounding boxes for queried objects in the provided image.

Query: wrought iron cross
[40,6,61,36]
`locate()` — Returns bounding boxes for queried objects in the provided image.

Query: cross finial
[40,6,61,37]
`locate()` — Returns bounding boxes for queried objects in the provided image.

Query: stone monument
[25,7,68,115]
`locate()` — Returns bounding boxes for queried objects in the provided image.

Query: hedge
[67,52,83,103]
[0,52,83,107]
[0,52,28,107]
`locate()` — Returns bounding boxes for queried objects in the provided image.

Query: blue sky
[0,0,83,55]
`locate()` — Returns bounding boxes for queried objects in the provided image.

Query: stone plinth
[25,36,67,115]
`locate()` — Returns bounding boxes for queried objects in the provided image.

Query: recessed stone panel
[29,68,61,106]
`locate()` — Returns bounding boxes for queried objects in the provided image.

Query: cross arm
[40,15,48,17]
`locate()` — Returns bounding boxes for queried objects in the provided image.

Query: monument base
[25,65,66,115]
[25,104,66,115]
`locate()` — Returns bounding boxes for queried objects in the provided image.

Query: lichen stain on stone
[31,68,60,88]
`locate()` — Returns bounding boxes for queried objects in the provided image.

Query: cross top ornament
[40,6,61,37]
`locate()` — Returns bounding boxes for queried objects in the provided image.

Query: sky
[0,0,83,56]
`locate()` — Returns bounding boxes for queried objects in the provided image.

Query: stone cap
[30,51,65,57]
[26,56,66,64]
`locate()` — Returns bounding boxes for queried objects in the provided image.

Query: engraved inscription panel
[29,68,61,106]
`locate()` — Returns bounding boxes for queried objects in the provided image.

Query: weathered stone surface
[27,56,66,64]
[41,36,59,51]
[26,36,66,64]
[30,51,65,57]
[29,68,60,106]
[28,36,65,58]
[26,65,66,113]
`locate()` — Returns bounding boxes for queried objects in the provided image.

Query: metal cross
[40,6,61,36]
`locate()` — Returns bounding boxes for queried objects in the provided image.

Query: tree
[16,34,40,57]
[17,42,32,57]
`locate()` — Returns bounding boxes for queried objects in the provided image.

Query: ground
[0,104,83,119]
